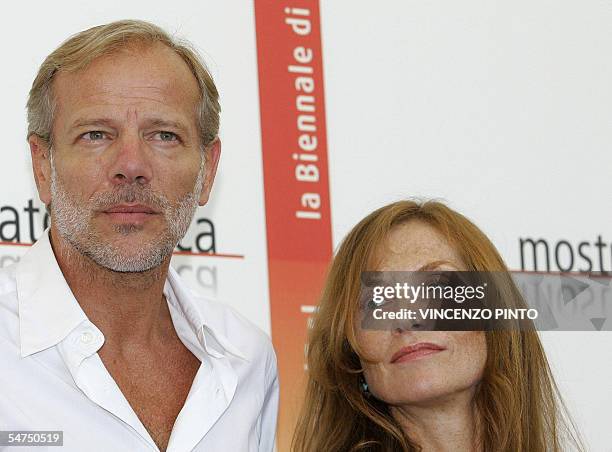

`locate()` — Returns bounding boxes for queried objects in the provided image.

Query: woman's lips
[390,342,446,364]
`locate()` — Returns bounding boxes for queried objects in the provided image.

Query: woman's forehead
[373,220,465,271]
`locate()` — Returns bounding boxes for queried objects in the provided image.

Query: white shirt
[0,230,279,452]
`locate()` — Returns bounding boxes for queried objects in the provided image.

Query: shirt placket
[57,321,159,451]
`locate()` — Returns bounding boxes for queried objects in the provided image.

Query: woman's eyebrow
[417,260,456,271]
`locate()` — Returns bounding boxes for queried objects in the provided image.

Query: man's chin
[98,222,161,242]
[85,245,171,273]
[62,232,175,273]
[111,223,147,236]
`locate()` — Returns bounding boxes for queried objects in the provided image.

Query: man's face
[32,43,220,272]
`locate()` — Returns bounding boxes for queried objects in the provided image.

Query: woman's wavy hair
[292,199,583,452]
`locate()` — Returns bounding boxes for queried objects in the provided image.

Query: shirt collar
[17,229,247,362]
[17,230,88,357]
[165,265,247,362]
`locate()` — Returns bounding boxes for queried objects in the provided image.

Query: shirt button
[80,331,94,344]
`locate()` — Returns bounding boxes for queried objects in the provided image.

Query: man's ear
[28,135,52,205]
[198,138,221,206]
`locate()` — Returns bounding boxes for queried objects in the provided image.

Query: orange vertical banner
[254,1,332,450]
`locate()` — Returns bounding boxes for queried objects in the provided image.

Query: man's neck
[390,388,482,452]
[49,227,173,353]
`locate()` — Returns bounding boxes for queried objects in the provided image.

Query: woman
[292,200,582,452]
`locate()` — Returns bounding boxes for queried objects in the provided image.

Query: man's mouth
[102,204,159,223]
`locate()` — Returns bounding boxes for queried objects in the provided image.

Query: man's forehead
[52,43,200,107]
[50,46,201,136]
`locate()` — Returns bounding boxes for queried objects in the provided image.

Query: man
[0,20,278,451]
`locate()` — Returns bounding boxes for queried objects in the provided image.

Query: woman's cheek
[459,332,487,360]
[452,331,487,382]
[357,330,392,363]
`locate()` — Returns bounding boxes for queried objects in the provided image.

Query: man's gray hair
[26,19,220,149]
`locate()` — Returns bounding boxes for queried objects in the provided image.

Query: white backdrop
[321,2,612,448]
[0,1,610,449]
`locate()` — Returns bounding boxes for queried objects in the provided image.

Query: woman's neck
[390,390,482,452]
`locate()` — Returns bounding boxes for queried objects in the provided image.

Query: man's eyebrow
[69,118,116,129]
[143,118,190,132]
[68,118,191,132]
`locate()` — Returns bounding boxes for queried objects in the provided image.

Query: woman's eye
[82,131,106,141]
[368,298,393,309]
[426,273,451,287]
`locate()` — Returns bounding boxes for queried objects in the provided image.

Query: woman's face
[355,220,487,406]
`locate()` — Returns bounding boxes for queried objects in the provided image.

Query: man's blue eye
[158,131,178,141]
[83,131,105,140]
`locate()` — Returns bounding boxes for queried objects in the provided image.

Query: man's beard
[49,153,205,273]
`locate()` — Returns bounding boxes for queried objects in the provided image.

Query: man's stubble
[48,151,205,273]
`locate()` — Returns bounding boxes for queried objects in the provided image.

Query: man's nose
[107,133,154,186]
